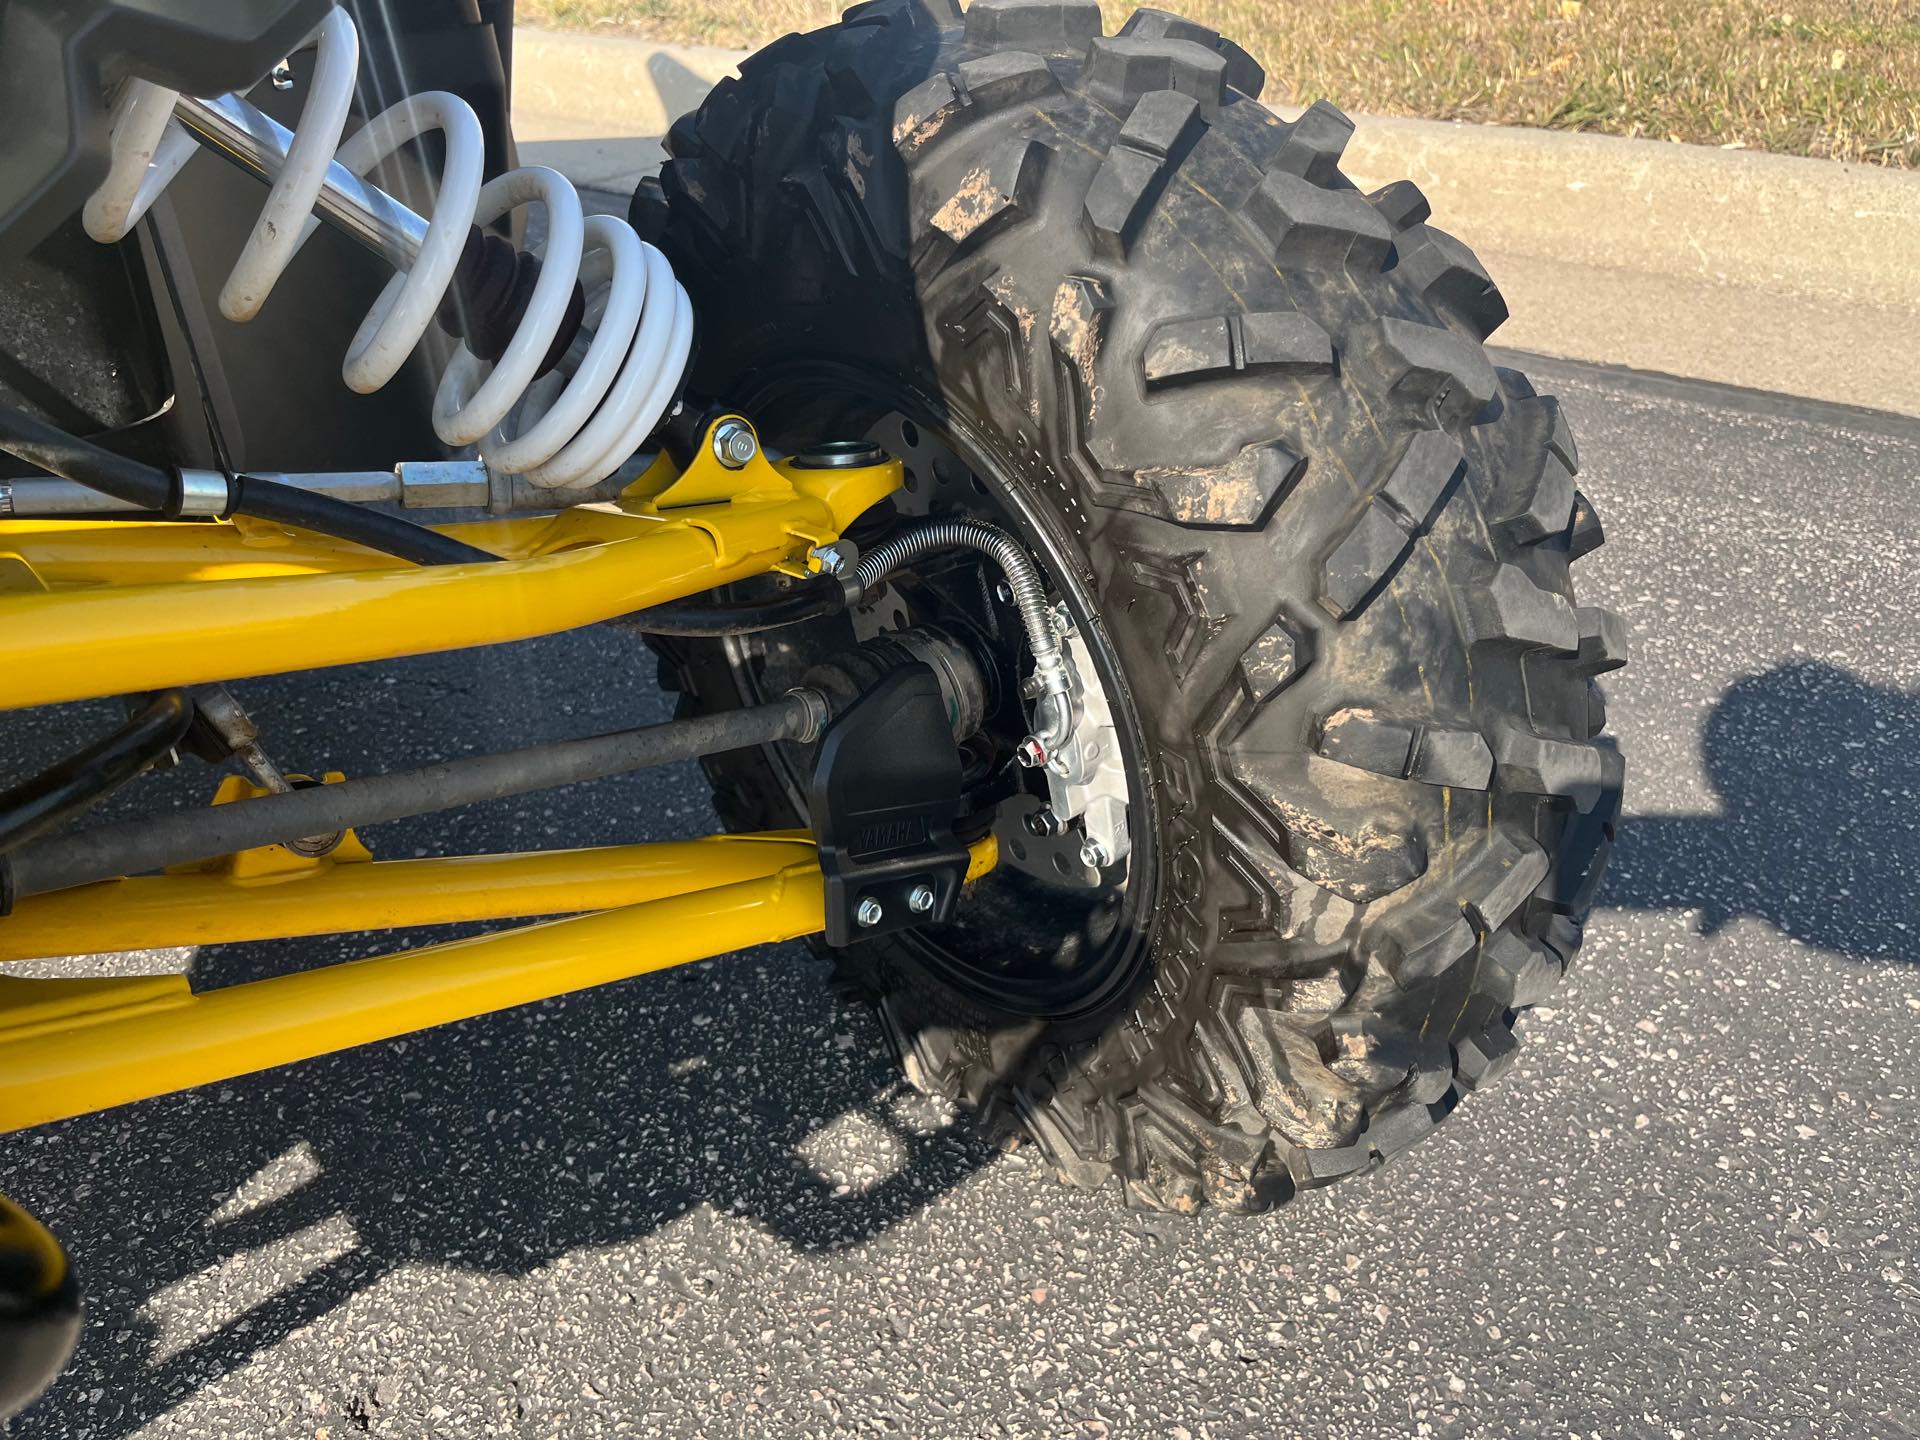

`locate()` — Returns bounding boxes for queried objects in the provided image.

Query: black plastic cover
[0,0,332,265]
[808,663,972,948]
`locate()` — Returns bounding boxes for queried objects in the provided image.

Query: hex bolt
[1015,736,1048,769]
[810,542,852,576]
[712,419,758,469]
[855,896,885,928]
[907,884,936,915]
[1080,839,1110,869]
[1024,808,1064,837]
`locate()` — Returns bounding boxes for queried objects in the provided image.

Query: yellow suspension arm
[0,835,997,1133]
[0,443,897,711]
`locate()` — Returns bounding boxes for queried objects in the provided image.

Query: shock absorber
[80,4,693,491]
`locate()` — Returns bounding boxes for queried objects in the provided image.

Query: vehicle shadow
[7,942,1005,1437]
[1601,659,1920,961]
[7,648,1915,1436]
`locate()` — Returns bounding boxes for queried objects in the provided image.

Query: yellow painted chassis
[0,419,990,1135]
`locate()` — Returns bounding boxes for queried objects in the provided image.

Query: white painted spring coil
[81,6,693,489]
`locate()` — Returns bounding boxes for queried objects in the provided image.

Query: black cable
[0,404,172,511]
[0,401,498,567]
[228,474,499,567]
[3,694,822,900]
[621,573,849,636]
[0,692,194,856]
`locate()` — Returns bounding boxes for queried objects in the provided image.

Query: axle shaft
[3,693,826,900]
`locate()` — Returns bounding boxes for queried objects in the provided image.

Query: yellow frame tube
[0,450,898,711]
[0,865,823,1134]
[0,834,819,962]
[0,836,997,1132]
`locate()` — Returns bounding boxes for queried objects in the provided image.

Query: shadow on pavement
[1603,660,1920,961]
[10,947,1003,1436]
[9,658,1916,1436]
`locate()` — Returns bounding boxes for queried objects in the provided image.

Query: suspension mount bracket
[807,663,970,947]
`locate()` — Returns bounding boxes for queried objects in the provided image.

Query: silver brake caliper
[1037,608,1130,872]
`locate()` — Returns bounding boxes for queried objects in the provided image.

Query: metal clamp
[175,469,231,518]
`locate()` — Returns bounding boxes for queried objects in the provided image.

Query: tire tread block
[1574,605,1630,675]
[1243,169,1394,271]
[1117,8,1266,97]
[1082,89,1206,256]
[1143,309,1332,388]
[1268,99,1355,187]
[1237,619,1306,704]
[1490,725,1625,811]
[1236,1005,1365,1150]
[1085,35,1229,110]
[1495,397,1578,543]
[956,50,1059,112]
[1454,1019,1520,1091]
[893,71,967,156]
[1361,827,1548,985]
[1369,178,1431,229]
[1480,930,1563,1008]
[1394,223,1508,339]
[1315,708,1496,790]
[924,135,1049,250]
[1351,317,1499,428]
[964,0,1102,53]
[1569,489,1606,560]
[1134,437,1306,529]
[1466,564,1580,653]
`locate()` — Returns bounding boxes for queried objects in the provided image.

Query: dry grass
[519,0,1920,166]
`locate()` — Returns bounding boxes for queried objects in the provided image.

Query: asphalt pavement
[4,356,1920,1439]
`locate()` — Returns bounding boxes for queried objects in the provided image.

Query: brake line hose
[855,519,1073,752]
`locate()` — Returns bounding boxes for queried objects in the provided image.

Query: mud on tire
[643,0,1626,1214]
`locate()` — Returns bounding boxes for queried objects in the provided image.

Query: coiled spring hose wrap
[855,520,1073,751]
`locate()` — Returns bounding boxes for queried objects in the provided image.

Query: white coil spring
[81,6,694,490]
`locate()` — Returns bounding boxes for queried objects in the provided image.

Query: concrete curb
[512,29,1920,417]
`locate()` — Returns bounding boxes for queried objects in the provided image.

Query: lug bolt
[907,884,936,915]
[855,897,885,928]
[713,419,759,469]
[1080,839,1110,869]
[1015,737,1047,769]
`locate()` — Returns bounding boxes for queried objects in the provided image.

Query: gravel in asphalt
[3,358,1919,1439]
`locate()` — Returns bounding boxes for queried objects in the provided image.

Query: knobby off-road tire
[643,0,1626,1214]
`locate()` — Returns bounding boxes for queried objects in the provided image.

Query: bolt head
[855,896,885,928]
[810,543,851,576]
[1023,808,1063,837]
[994,580,1014,605]
[1079,839,1110,869]
[907,884,936,915]
[713,420,758,469]
[1015,737,1047,769]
